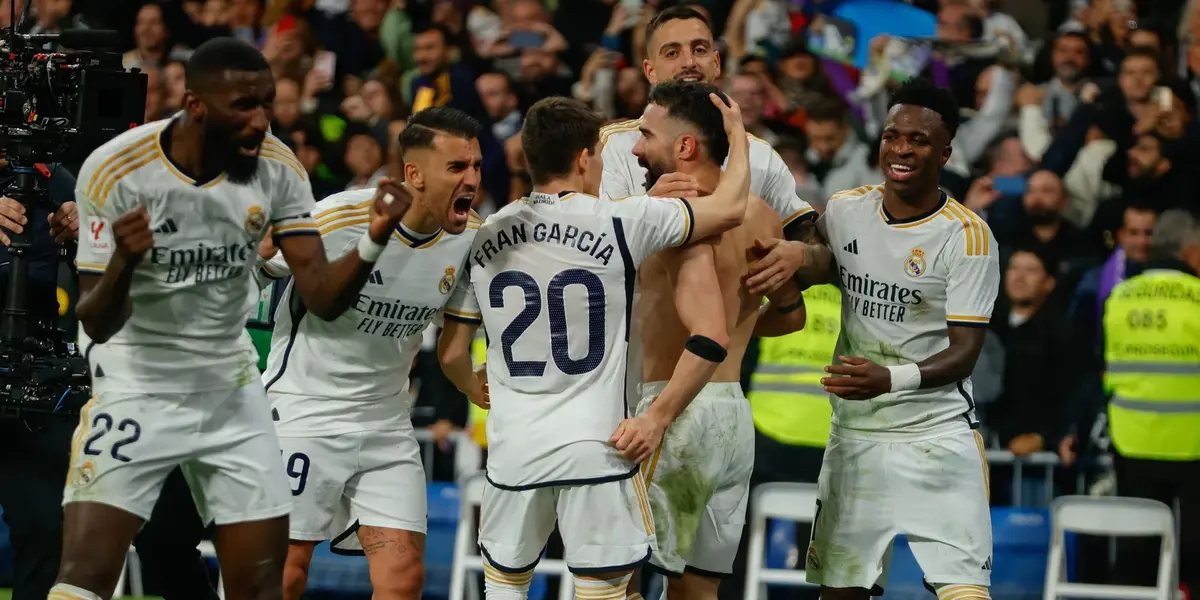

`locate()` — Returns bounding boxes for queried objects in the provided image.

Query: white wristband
[357,231,387,262]
[887,363,922,393]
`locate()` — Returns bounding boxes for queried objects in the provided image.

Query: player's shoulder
[311,188,375,234]
[747,134,784,162]
[78,119,171,203]
[79,119,167,175]
[257,133,308,183]
[747,193,777,222]
[827,183,885,206]
[937,197,994,258]
[599,118,642,153]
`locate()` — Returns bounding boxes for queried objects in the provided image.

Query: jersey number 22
[490,268,605,377]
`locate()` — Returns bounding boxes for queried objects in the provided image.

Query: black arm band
[775,296,805,314]
[685,335,728,363]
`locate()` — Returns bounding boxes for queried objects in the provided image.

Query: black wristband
[685,334,727,363]
[775,296,805,314]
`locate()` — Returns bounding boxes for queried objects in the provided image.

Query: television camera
[0,3,146,420]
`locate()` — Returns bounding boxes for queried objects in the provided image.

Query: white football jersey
[818,184,1001,441]
[75,117,317,393]
[598,119,815,226]
[444,190,695,488]
[260,189,481,435]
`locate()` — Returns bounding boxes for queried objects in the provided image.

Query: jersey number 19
[490,268,607,377]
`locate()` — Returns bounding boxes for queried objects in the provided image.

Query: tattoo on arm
[784,219,835,289]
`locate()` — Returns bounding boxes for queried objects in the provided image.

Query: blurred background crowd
[5,0,1199,594]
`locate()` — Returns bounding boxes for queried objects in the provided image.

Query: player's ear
[940,142,952,167]
[183,90,205,121]
[642,58,655,84]
[404,161,424,191]
[677,134,699,161]
[576,148,591,176]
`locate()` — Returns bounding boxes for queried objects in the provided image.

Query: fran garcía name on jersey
[157,240,259,285]
[837,260,926,324]
[472,219,616,268]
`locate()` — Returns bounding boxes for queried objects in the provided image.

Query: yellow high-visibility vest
[747,285,841,447]
[1104,268,1200,461]
[468,329,489,447]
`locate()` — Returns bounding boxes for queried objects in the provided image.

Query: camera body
[0,23,146,419]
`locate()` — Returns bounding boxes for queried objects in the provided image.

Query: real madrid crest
[904,247,927,278]
[438,266,456,295]
[74,460,96,488]
[244,204,267,235]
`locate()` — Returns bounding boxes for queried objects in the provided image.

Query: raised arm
[611,239,728,462]
[684,94,752,240]
[75,203,154,344]
[278,180,412,321]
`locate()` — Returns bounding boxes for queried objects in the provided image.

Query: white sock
[483,558,532,600]
[574,572,633,600]
[935,583,991,600]
[48,583,104,600]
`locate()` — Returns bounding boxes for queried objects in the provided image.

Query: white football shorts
[479,475,655,574]
[636,381,755,578]
[277,418,427,552]
[805,427,993,591]
[63,384,292,525]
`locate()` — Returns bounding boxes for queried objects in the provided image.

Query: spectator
[728,72,779,145]
[477,71,523,142]
[988,169,1101,282]
[124,4,187,71]
[342,124,387,191]
[804,98,878,199]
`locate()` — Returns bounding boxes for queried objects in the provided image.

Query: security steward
[0,161,81,599]
[724,283,842,600]
[1103,209,1200,592]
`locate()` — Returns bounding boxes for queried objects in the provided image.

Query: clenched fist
[366,178,414,243]
[113,206,155,262]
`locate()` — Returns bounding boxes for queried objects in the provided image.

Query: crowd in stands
[24,0,1200,490]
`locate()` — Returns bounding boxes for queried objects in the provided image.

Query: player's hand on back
[822,355,892,400]
[745,238,807,295]
[647,172,707,198]
[609,414,667,463]
[0,196,26,246]
[366,178,414,243]
[113,206,155,263]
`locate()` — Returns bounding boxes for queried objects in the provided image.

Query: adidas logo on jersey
[982,556,992,571]
[843,239,859,254]
[153,218,179,235]
[367,270,384,285]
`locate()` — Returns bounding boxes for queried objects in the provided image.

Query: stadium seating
[743,482,820,600]
[1043,496,1177,600]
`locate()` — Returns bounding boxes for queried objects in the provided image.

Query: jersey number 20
[490,268,605,377]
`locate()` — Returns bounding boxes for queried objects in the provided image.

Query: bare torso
[639,195,782,383]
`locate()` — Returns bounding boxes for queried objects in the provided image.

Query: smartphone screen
[1155,86,1173,111]
[991,175,1027,197]
[313,50,336,86]
[508,31,546,49]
